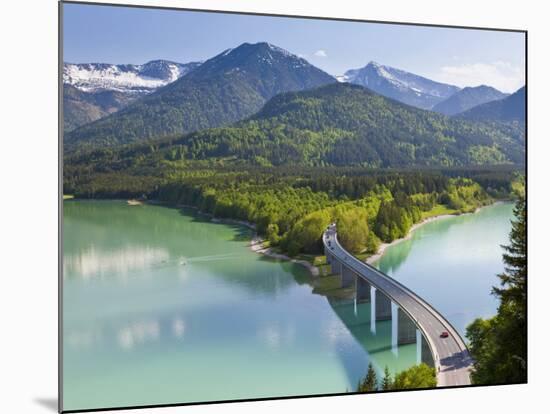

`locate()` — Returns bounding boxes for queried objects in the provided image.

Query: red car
[440,331,449,338]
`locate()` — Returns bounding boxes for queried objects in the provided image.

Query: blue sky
[63,3,525,92]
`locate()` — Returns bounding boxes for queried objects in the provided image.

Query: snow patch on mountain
[341,61,460,109]
[63,60,201,94]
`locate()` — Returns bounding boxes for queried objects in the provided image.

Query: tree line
[64,160,515,258]
[356,363,437,392]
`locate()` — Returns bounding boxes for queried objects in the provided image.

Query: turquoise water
[375,202,514,335]
[63,200,513,410]
[62,201,416,411]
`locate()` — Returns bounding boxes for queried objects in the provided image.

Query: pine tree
[358,363,378,392]
[492,196,527,316]
[381,366,393,390]
[466,196,527,384]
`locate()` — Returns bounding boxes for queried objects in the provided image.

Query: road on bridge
[323,224,473,387]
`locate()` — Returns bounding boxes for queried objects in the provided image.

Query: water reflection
[374,203,514,335]
[63,201,418,410]
[117,320,160,350]
[66,328,102,349]
[376,238,413,274]
[328,298,417,379]
[64,245,170,279]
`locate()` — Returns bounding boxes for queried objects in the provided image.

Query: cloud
[313,49,328,58]
[431,61,524,93]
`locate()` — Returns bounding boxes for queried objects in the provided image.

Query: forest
[64,155,524,258]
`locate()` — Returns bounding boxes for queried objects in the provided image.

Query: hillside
[67,83,525,171]
[63,60,201,131]
[65,42,336,149]
[63,84,136,132]
[182,83,524,167]
[432,85,508,116]
[458,86,525,123]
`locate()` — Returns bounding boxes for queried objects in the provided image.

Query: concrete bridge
[323,224,472,387]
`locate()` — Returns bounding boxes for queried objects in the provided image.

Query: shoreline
[150,200,318,275]
[250,235,320,276]
[150,199,503,275]
[74,197,508,278]
[365,201,503,265]
[364,213,456,265]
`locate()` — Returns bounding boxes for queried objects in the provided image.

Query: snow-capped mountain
[66,42,336,148]
[63,60,202,94]
[340,62,460,110]
[63,60,202,131]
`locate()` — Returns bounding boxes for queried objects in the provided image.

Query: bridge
[323,224,472,387]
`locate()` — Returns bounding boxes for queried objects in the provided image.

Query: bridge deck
[323,224,472,387]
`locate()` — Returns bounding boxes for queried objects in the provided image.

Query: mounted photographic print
[60,1,527,412]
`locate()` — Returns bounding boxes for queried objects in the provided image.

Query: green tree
[266,223,281,245]
[283,210,331,255]
[357,363,378,392]
[392,363,437,389]
[338,207,369,253]
[466,197,527,384]
[493,197,527,314]
[381,366,393,390]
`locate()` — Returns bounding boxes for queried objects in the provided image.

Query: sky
[63,3,526,93]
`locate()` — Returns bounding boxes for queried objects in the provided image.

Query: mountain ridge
[63,59,202,131]
[65,42,337,149]
[341,61,460,110]
[72,82,524,169]
[432,85,508,116]
[64,60,202,94]
[458,86,525,123]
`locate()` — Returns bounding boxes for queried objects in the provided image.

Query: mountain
[65,42,336,149]
[63,60,201,94]
[432,85,508,116]
[340,62,460,110]
[63,60,201,131]
[63,85,136,132]
[76,83,523,169]
[458,86,526,123]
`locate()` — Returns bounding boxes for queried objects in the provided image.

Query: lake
[375,202,515,335]
[62,200,513,410]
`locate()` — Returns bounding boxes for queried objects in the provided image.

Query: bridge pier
[325,247,332,264]
[416,330,422,364]
[341,265,354,288]
[397,308,417,345]
[330,258,342,276]
[391,302,399,355]
[370,286,376,333]
[374,289,392,321]
[421,335,435,368]
[322,228,471,384]
[356,276,371,302]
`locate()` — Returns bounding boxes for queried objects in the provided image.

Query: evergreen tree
[357,363,378,392]
[381,366,393,390]
[493,196,527,315]
[466,196,527,384]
